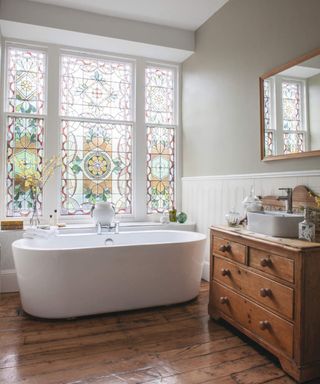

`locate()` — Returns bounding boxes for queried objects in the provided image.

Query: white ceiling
[23,0,229,30]
[280,66,320,79]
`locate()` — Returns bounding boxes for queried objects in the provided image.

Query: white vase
[91,202,115,226]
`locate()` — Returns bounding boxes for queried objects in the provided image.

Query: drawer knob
[219,296,229,304]
[259,320,270,330]
[221,268,231,277]
[260,288,272,297]
[260,258,272,267]
[219,244,231,252]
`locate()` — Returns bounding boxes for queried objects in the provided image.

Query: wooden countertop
[211,225,320,250]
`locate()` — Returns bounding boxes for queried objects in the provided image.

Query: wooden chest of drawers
[209,226,320,383]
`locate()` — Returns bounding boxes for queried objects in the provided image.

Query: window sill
[0,221,196,233]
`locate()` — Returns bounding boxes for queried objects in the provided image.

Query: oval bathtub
[12,230,206,319]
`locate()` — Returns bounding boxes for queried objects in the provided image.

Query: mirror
[260,48,320,160]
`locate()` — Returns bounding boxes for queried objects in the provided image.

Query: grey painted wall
[182,0,320,176]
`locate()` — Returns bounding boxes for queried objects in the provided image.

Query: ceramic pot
[91,202,115,225]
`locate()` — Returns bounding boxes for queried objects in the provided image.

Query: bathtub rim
[12,229,206,252]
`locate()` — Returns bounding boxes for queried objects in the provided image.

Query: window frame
[145,62,178,214]
[2,41,48,218]
[265,75,309,156]
[0,39,181,223]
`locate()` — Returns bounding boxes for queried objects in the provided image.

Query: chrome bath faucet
[97,221,120,235]
[277,187,293,213]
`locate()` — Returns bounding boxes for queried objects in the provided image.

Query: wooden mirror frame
[260,47,320,161]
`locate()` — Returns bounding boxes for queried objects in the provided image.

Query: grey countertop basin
[247,211,304,238]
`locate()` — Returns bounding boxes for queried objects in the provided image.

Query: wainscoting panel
[182,171,320,281]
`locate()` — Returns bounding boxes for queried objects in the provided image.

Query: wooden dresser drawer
[211,281,293,358]
[213,257,294,319]
[213,236,247,264]
[248,248,294,283]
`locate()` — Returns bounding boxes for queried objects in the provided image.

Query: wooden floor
[0,281,306,384]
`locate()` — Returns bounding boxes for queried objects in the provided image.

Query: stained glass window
[6,117,44,216]
[60,55,132,120]
[282,81,302,131]
[145,65,176,213]
[284,132,304,154]
[3,47,178,220]
[264,80,271,131]
[60,55,133,215]
[281,80,304,153]
[146,126,175,213]
[263,80,275,156]
[145,66,174,125]
[7,47,46,114]
[264,131,274,157]
[6,47,46,217]
[61,120,132,215]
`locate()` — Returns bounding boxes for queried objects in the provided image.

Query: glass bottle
[169,207,177,222]
[299,208,315,242]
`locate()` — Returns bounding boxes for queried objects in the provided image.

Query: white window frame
[263,78,276,156]
[144,61,179,215]
[267,75,309,156]
[1,41,49,219]
[0,39,181,224]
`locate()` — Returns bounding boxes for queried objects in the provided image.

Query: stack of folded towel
[23,227,57,239]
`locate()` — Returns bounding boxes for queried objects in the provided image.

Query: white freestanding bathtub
[12,230,206,319]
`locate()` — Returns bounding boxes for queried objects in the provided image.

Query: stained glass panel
[60,55,133,120]
[283,132,304,154]
[146,126,175,213]
[264,80,271,131]
[282,81,302,131]
[6,117,44,217]
[264,131,274,157]
[7,47,46,114]
[145,66,174,125]
[61,120,132,215]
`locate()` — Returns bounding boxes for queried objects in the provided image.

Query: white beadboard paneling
[0,270,18,293]
[182,170,320,281]
[0,230,24,270]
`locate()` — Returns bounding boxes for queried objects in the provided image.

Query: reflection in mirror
[260,49,320,160]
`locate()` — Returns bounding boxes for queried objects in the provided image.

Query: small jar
[160,211,170,224]
[225,209,240,227]
[242,186,262,214]
[177,211,187,224]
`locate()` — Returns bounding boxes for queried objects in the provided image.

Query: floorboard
[0,281,306,384]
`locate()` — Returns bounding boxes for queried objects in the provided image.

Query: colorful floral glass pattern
[146,126,175,213]
[6,117,44,216]
[7,47,46,114]
[282,81,302,131]
[145,66,174,124]
[60,55,133,121]
[61,120,132,215]
[6,47,46,217]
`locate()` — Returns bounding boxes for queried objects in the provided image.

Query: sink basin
[247,211,304,238]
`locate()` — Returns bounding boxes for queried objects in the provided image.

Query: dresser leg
[279,357,302,382]
[280,357,320,383]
